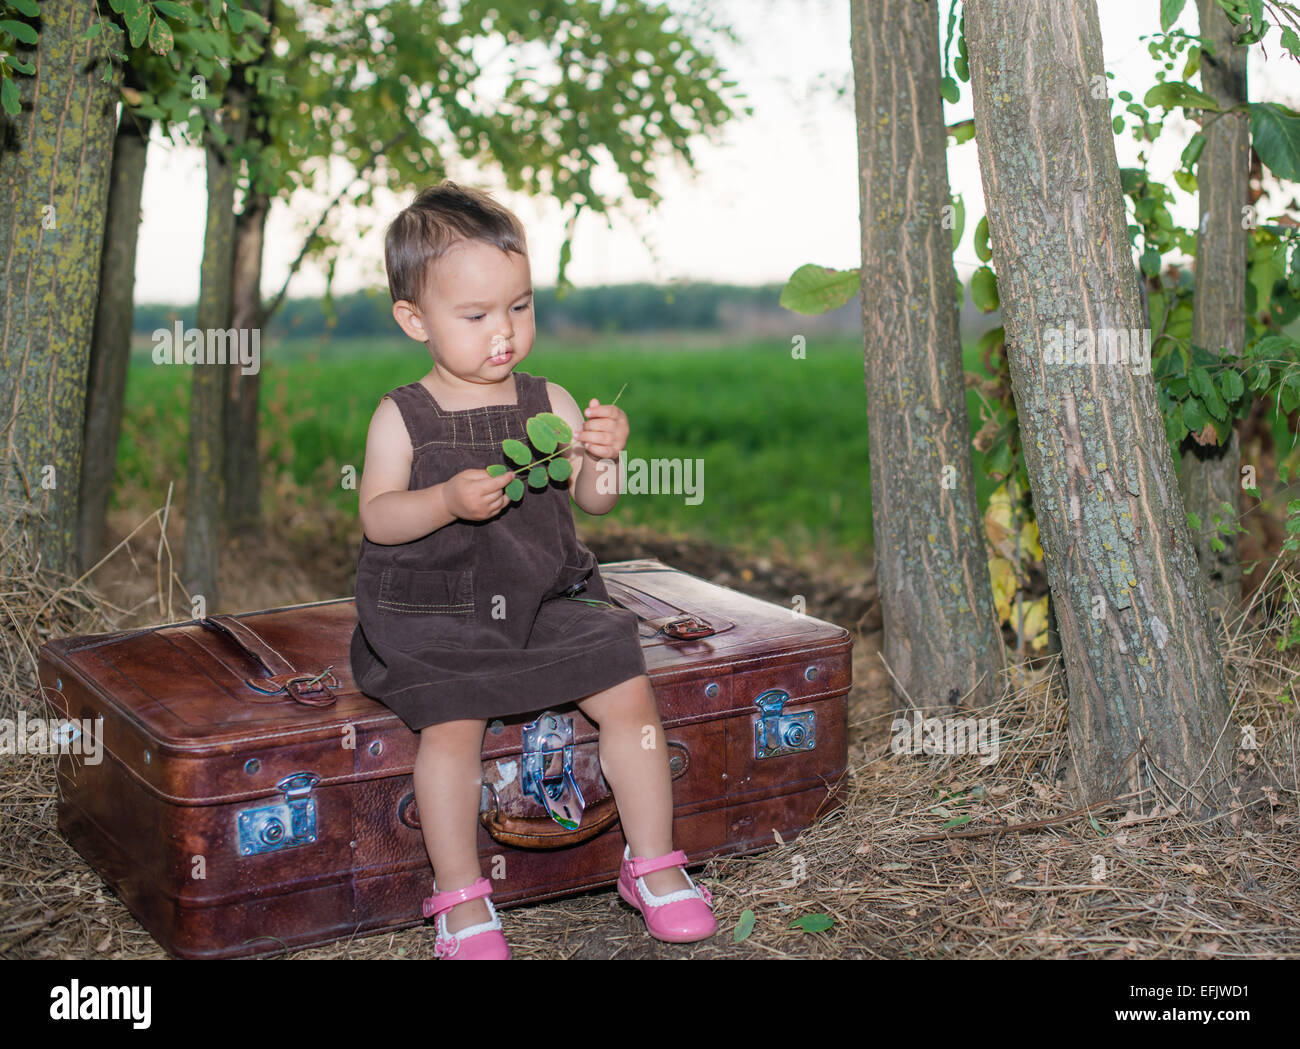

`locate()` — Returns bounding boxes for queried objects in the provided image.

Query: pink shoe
[422,876,511,959]
[617,844,718,943]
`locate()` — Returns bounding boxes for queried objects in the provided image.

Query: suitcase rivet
[368,740,383,756]
[143,750,151,764]
[669,755,684,773]
[704,683,719,699]
[489,719,505,735]
[244,758,261,775]
[805,666,819,681]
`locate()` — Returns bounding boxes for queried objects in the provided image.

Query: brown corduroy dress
[349,369,648,731]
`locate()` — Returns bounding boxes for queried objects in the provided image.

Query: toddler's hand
[577,399,629,461]
[442,467,516,521]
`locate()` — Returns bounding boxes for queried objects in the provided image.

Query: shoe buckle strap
[629,849,688,879]
[423,876,493,918]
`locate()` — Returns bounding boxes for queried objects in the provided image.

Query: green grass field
[118,333,1004,562]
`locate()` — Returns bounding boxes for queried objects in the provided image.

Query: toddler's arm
[546,382,627,517]
[358,397,452,545]
[359,396,515,544]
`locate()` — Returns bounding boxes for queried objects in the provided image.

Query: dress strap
[378,383,440,453]
[518,370,550,418]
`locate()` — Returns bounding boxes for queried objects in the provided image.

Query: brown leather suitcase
[37,558,851,959]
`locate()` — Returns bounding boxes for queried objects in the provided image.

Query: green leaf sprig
[485,383,627,502]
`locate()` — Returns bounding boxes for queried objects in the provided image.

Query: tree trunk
[184,125,243,612]
[78,106,152,575]
[964,0,1235,820]
[0,1,120,580]
[849,0,1005,713]
[1179,0,1249,627]
[224,188,268,538]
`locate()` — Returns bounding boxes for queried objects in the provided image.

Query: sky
[133,0,1300,305]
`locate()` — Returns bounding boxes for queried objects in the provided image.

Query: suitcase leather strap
[603,579,734,641]
[200,615,340,707]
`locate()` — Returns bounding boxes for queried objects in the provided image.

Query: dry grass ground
[2,491,1297,960]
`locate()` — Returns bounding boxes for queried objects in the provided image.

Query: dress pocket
[377,566,476,616]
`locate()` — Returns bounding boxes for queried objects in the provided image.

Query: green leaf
[970,266,999,313]
[525,412,571,455]
[733,909,755,943]
[1140,245,1162,277]
[1186,510,1202,531]
[8,0,38,15]
[789,913,834,933]
[8,58,33,75]
[147,16,173,54]
[954,54,969,82]
[941,813,973,830]
[940,76,959,105]
[1173,169,1198,193]
[502,438,531,466]
[0,77,18,116]
[948,194,965,252]
[505,478,524,501]
[485,464,509,477]
[0,19,38,44]
[779,264,860,315]
[527,466,548,489]
[227,2,245,33]
[82,19,103,40]
[125,8,149,48]
[1182,398,1207,432]
[1249,103,1300,183]
[946,119,975,144]
[974,216,992,262]
[1282,27,1300,59]
[1143,82,1220,112]
[1113,115,1125,134]
[1181,132,1206,170]
[1191,367,1229,420]
[154,0,197,21]
[547,457,573,482]
[1160,0,1188,30]
[1219,368,1244,403]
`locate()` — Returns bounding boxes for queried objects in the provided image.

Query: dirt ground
[4,504,1297,961]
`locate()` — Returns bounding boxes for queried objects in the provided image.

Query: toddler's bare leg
[575,675,692,897]
[415,718,492,933]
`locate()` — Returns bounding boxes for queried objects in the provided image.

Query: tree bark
[224,187,268,538]
[0,1,120,580]
[964,0,1234,819]
[78,105,151,575]
[849,0,1005,713]
[1179,0,1249,627]
[184,119,243,611]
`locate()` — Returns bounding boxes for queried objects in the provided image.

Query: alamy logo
[593,450,704,505]
[50,981,151,1029]
[890,712,1000,766]
[0,714,102,764]
[152,320,261,375]
[1042,321,1150,375]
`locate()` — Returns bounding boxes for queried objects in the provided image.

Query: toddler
[349,181,717,959]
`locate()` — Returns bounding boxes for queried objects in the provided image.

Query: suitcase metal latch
[236,772,319,856]
[754,689,816,759]
[521,712,586,831]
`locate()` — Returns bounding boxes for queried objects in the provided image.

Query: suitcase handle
[603,579,733,640]
[200,615,339,707]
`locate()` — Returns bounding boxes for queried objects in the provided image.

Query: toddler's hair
[384,180,528,305]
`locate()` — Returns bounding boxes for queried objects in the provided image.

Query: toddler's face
[402,239,534,384]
